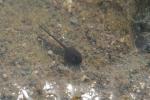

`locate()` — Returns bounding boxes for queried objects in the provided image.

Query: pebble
[48,50,53,55]
[33,70,39,74]
[2,74,8,80]
[70,17,78,25]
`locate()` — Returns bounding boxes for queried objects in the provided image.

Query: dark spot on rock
[135,35,150,53]
[133,0,150,53]
[133,22,150,33]
[135,35,146,49]
[143,44,150,53]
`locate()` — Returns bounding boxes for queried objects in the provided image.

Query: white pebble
[48,50,53,55]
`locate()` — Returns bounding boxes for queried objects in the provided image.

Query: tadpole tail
[39,25,67,49]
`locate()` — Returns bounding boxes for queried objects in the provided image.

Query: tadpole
[39,25,82,65]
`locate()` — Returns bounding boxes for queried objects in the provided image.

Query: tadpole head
[64,47,82,65]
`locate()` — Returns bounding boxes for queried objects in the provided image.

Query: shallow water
[0,0,150,100]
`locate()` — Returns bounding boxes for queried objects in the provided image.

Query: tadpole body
[39,25,82,65]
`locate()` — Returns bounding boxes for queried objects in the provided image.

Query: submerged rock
[133,0,150,53]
